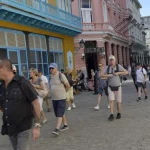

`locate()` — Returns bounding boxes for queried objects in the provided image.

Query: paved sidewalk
[1,81,150,150]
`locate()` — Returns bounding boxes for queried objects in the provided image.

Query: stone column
[113,44,118,64]
[106,42,112,64]
[118,46,123,65]
[96,41,105,66]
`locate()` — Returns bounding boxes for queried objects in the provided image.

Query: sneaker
[108,114,114,121]
[116,113,121,119]
[60,125,69,132]
[108,104,110,109]
[52,129,59,135]
[43,119,48,124]
[67,107,71,111]
[145,96,148,100]
[94,105,99,110]
[137,97,141,101]
[72,103,76,109]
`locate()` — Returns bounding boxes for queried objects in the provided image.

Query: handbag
[35,89,49,99]
[109,86,120,91]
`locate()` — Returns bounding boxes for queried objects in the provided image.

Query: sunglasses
[49,67,54,70]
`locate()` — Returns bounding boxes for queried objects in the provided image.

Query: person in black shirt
[0,59,41,150]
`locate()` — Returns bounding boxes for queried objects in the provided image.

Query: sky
[139,0,150,17]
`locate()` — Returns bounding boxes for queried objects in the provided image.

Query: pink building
[72,0,133,78]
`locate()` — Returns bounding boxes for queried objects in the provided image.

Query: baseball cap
[109,55,116,60]
[49,63,58,69]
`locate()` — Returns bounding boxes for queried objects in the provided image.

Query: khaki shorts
[66,87,74,101]
[108,86,122,102]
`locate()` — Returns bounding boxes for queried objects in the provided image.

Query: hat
[12,65,17,72]
[109,55,116,60]
[49,63,58,69]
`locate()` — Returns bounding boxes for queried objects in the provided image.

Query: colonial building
[73,0,146,78]
[141,16,150,64]
[126,0,146,65]
[0,0,82,78]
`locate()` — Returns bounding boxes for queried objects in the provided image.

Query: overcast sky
[139,0,150,17]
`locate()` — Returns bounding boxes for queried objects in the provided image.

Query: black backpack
[107,64,119,74]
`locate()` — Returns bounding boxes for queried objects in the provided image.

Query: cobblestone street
[1,80,150,150]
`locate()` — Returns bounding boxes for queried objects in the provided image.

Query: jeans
[9,130,31,150]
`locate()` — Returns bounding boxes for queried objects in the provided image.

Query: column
[24,32,31,69]
[46,36,51,65]
[122,46,125,66]
[106,42,112,64]
[96,41,105,66]
[118,46,123,65]
[123,47,127,66]
[113,44,118,64]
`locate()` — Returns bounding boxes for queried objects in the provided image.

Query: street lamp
[79,39,85,48]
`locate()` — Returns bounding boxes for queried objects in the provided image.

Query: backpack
[107,64,119,74]
[64,73,73,86]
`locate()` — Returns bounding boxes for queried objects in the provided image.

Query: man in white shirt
[136,63,148,101]
[38,71,51,112]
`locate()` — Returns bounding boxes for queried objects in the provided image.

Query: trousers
[9,129,31,150]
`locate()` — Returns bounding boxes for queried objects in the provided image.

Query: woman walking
[30,68,48,123]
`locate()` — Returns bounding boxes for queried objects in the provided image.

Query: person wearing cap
[49,63,70,136]
[102,55,128,121]
[135,63,148,101]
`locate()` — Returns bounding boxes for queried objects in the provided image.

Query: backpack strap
[116,64,119,72]
[107,65,110,74]
[59,73,64,84]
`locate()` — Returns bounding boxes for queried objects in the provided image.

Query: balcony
[134,38,146,48]
[0,0,82,36]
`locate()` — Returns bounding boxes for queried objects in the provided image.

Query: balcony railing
[83,23,95,30]
[0,0,82,29]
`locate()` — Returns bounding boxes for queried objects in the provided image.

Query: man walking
[0,59,41,150]
[103,55,128,121]
[49,63,70,135]
[136,63,148,101]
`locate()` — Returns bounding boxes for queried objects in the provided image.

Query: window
[103,2,108,22]
[29,34,49,76]
[49,37,64,71]
[81,0,91,8]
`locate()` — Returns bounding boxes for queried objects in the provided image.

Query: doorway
[86,53,97,79]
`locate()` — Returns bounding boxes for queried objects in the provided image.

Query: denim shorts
[97,86,108,96]
[137,82,146,89]
[52,99,66,117]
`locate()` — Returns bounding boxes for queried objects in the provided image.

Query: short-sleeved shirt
[136,67,147,83]
[105,64,125,87]
[0,75,38,136]
[50,72,68,100]
[41,75,48,91]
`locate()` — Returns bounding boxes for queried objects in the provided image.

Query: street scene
[0,0,150,150]
[1,80,150,150]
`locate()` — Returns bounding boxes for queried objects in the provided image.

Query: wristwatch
[34,123,41,128]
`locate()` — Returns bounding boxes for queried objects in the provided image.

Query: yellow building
[0,0,81,77]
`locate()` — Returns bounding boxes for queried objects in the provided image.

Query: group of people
[0,59,76,150]
[0,55,149,150]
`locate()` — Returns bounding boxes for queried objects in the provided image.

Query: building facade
[126,0,146,65]
[141,16,150,64]
[73,0,146,78]
[0,0,82,78]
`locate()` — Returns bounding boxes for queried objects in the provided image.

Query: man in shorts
[49,63,70,135]
[136,63,148,101]
[103,55,128,121]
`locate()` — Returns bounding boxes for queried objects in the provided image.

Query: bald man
[0,59,41,150]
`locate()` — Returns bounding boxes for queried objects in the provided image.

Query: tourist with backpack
[103,55,128,121]
[136,63,148,101]
[49,63,70,136]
